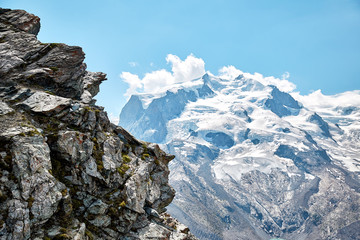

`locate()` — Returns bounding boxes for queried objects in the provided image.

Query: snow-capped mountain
[119,72,360,240]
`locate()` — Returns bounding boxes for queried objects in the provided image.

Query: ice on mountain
[205,132,235,149]
[119,69,360,240]
[274,144,331,173]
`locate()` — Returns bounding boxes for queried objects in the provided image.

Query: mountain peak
[120,60,360,240]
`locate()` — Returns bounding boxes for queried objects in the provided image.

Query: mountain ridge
[120,72,360,239]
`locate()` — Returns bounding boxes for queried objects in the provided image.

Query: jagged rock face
[0,8,197,240]
[120,73,360,239]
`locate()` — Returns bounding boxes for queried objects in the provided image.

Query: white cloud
[218,65,243,80]
[166,54,205,83]
[121,54,205,97]
[242,72,296,93]
[282,71,290,80]
[142,69,175,93]
[121,54,297,98]
[218,66,295,92]
[293,89,360,110]
[120,72,142,97]
[261,75,296,92]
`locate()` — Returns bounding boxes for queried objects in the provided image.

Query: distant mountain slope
[120,72,360,240]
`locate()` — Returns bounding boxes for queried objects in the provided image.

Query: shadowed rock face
[0,8,197,240]
[205,132,234,149]
[308,113,332,138]
[120,82,214,144]
[265,86,301,117]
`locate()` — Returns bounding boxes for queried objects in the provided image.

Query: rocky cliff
[0,8,196,240]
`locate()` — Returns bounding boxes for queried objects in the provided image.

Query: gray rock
[87,199,108,215]
[89,215,111,227]
[102,136,123,171]
[18,91,71,114]
[144,207,160,218]
[56,130,93,163]
[0,9,40,35]
[0,100,13,115]
[0,7,196,240]
[7,200,30,240]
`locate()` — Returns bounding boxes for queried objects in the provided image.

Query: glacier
[119,71,360,240]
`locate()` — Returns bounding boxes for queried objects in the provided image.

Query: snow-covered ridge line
[120,69,360,240]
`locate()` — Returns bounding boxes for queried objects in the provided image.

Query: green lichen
[61,188,68,197]
[85,230,95,240]
[122,154,131,163]
[49,43,61,49]
[91,137,105,173]
[104,189,117,201]
[117,164,130,177]
[141,153,150,160]
[71,198,83,211]
[86,224,101,238]
[94,151,104,172]
[44,90,55,95]
[49,67,59,72]
[83,106,93,114]
[27,129,41,137]
[154,159,160,165]
[107,206,119,218]
[53,234,71,240]
[119,201,126,208]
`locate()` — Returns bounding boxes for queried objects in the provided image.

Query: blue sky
[2,0,360,121]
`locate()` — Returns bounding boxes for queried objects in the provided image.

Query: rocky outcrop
[0,8,197,240]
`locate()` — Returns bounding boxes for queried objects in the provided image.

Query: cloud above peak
[218,65,244,80]
[121,54,297,98]
[121,54,205,98]
[166,54,205,84]
[249,72,296,93]
[218,65,296,92]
